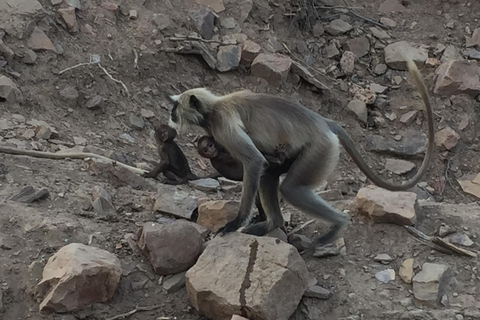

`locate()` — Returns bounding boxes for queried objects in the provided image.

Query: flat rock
[27,27,57,52]
[366,129,427,158]
[36,243,121,313]
[325,19,353,36]
[370,83,388,94]
[0,40,14,64]
[465,28,480,48]
[195,0,225,13]
[188,178,220,191]
[153,13,172,30]
[374,253,394,264]
[370,27,390,40]
[356,185,417,225]
[325,42,340,59]
[340,51,355,75]
[85,95,104,110]
[434,60,480,97]
[413,263,451,304]
[374,64,387,75]
[385,158,416,175]
[379,0,405,13]
[58,7,79,32]
[189,8,217,40]
[216,45,241,72]
[0,0,43,38]
[59,86,79,108]
[138,220,204,275]
[344,37,370,58]
[241,40,261,66]
[197,200,238,232]
[441,45,463,63]
[399,258,414,284]
[23,49,37,64]
[380,17,396,28]
[251,54,292,86]
[375,269,395,283]
[153,186,198,220]
[11,185,49,203]
[399,110,417,125]
[347,99,367,124]
[129,114,145,130]
[384,41,428,70]
[446,233,474,247]
[466,48,480,60]
[163,271,187,293]
[435,126,460,150]
[0,75,22,102]
[186,233,308,320]
[304,285,331,299]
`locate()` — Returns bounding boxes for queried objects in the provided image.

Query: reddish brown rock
[356,185,417,225]
[197,200,237,232]
[186,233,308,320]
[435,126,460,151]
[36,243,122,313]
[434,60,480,97]
[251,54,291,86]
[137,220,204,275]
[58,7,79,32]
[27,27,57,52]
[241,40,261,66]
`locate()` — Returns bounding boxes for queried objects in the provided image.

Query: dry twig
[105,304,164,320]
[287,219,315,236]
[168,36,234,44]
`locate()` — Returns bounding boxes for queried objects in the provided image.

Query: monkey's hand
[215,217,243,236]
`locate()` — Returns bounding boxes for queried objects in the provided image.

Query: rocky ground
[1,0,480,319]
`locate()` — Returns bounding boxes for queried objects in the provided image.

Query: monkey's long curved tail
[327,59,435,191]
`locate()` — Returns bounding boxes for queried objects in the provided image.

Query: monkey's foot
[242,222,270,236]
[215,217,243,236]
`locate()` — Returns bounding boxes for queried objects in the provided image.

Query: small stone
[59,86,79,108]
[366,129,427,157]
[241,40,261,66]
[0,40,14,64]
[35,125,52,140]
[189,8,217,40]
[0,76,22,102]
[325,19,353,36]
[375,269,395,283]
[434,60,480,97]
[435,126,460,151]
[384,41,428,70]
[400,110,418,125]
[85,95,104,110]
[312,22,324,37]
[440,45,463,63]
[66,0,81,9]
[27,27,57,52]
[340,51,355,75]
[325,42,340,59]
[129,10,138,19]
[379,0,405,13]
[380,17,396,28]
[73,136,87,146]
[129,114,145,130]
[163,272,186,293]
[216,45,241,72]
[426,57,441,67]
[374,253,394,264]
[413,263,451,304]
[465,28,480,48]
[197,200,237,232]
[466,48,480,60]
[437,223,456,237]
[374,64,387,75]
[347,99,368,124]
[446,233,474,247]
[385,158,416,175]
[344,37,370,58]
[195,0,225,13]
[434,43,446,56]
[120,133,135,143]
[22,128,35,139]
[370,27,390,40]
[188,178,220,192]
[153,14,172,30]
[370,83,388,94]
[221,17,235,29]
[23,49,37,64]
[304,286,331,299]
[140,109,155,118]
[101,1,118,10]
[356,185,417,225]
[251,54,292,86]
[399,258,414,284]
[393,75,403,85]
[58,7,79,32]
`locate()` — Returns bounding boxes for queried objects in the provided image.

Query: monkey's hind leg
[279,136,349,246]
[243,171,285,236]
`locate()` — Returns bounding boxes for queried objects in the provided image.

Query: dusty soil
[0,0,479,319]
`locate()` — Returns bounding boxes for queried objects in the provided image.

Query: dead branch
[168,36,235,45]
[287,219,315,236]
[341,0,388,29]
[105,304,164,320]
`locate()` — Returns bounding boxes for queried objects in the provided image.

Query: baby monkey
[197,135,287,223]
[144,124,198,185]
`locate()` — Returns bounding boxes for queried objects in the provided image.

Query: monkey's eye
[208,143,213,148]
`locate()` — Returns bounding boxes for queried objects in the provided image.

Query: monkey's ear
[189,95,201,110]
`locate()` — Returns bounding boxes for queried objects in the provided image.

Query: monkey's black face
[170,103,178,123]
[198,139,218,158]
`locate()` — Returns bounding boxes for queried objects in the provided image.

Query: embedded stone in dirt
[434,60,480,97]
[413,263,451,304]
[384,41,428,70]
[36,243,122,313]
[251,53,292,86]
[466,28,480,48]
[399,258,414,284]
[58,7,79,32]
[379,0,405,13]
[11,186,49,203]
[375,269,395,283]
[325,41,340,59]
[347,99,367,124]
[137,220,204,275]
[370,27,390,40]
[440,45,463,63]
[446,233,474,247]
[186,233,308,320]
[23,49,37,64]
[385,158,416,175]
[27,27,57,52]
[366,129,427,157]
[153,13,172,30]
[190,8,217,40]
[85,95,104,110]
[435,126,460,151]
[197,200,238,232]
[189,177,220,191]
[163,271,187,293]
[265,228,287,242]
[356,185,417,225]
[35,125,52,140]
[374,63,387,75]
[129,114,145,130]
[370,83,388,94]
[59,85,79,108]
[374,253,393,264]
[340,51,355,75]
[344,36,370,58]
[399,110,417,125]
[325,19,353,36]
[304,285,331,300]
[195,0,225,13]
[380,17,396,28]
[241,40,261,66]
[0,75,22,102]
[0,40,14,64]
[216,45,241,72]
[232,315,250,320]
[153,186,198,220]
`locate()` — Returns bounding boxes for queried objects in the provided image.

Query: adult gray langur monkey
[167,58,435,246]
